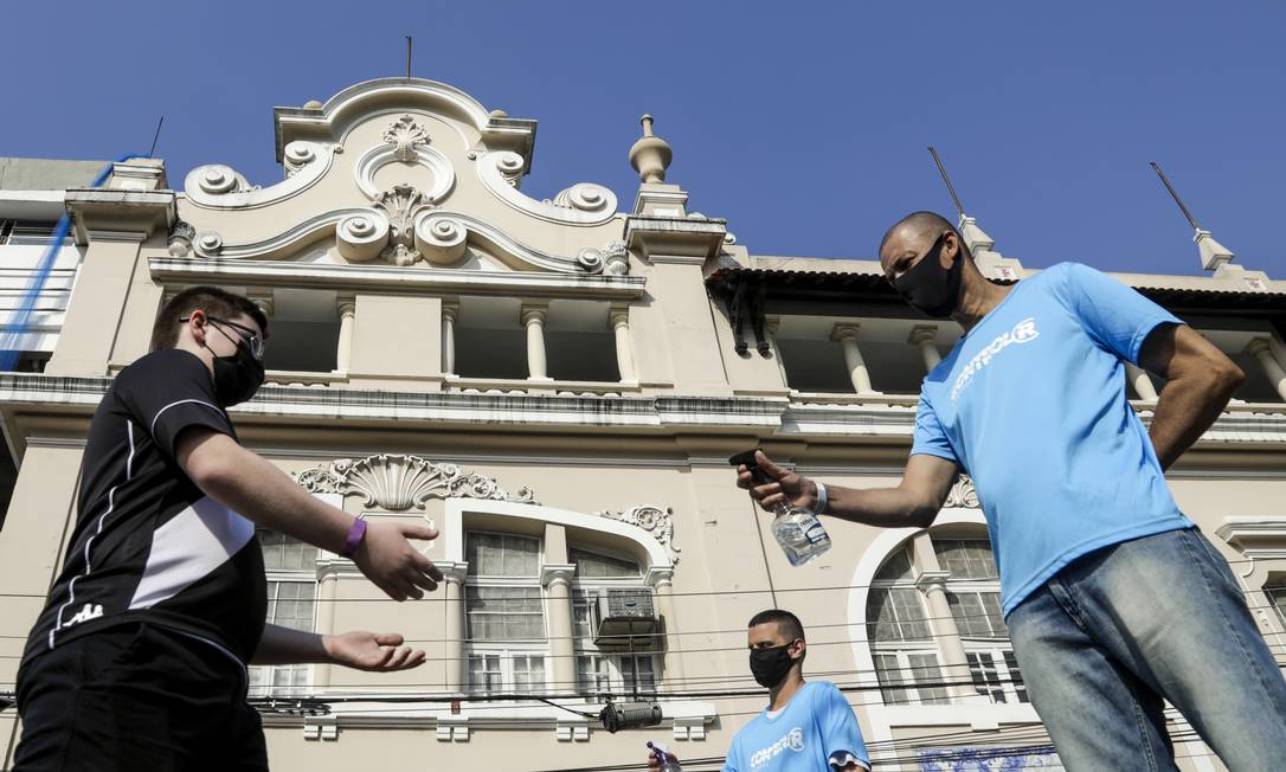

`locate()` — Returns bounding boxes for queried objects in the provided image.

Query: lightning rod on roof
[927,146,967,220]
[1149,161,1202,231]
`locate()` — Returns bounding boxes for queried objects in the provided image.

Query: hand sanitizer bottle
[729,450,832,566]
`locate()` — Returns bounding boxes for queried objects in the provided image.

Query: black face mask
[892,234,963,318]
[206,327,265,407]
[749,643,798,688]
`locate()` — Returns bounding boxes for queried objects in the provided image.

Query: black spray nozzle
[728,449,772,484]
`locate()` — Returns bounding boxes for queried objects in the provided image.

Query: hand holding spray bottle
[729,450,832,566]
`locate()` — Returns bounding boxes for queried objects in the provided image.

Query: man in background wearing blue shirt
[739,212,1286,771]
[649,610,869,772]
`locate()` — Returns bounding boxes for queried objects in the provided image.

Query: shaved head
[878,210,973,280]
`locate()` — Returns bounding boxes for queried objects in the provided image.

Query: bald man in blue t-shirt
[739,212,1286,771]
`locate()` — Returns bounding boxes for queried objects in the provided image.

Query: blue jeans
[1007,527,1286,772]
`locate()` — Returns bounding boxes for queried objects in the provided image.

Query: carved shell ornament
[597,505,681,565]
[293,454,538,511]
[383,114,431,162]
[944,475,981,509]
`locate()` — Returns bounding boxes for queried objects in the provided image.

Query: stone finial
[1194,229,1235,272]
[629,114,673,184]
[303,100,323,110]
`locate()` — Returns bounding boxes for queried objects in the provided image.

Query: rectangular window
[1003,650,1030,703]
[512,654,547,695]
[946,591,1008,639]
[1266,584,1286,628]
[868,588,931,642]
[575,653,656,696]
[465,586,545,641]
[572,589,594,639]
[468,653,503,694]
[934,539,999,580]
[873,651,947,706]
[966,651,1006,703]
[249,530,317,697]
[467,532,540,577]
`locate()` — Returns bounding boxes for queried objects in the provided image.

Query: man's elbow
[907,502,939,529]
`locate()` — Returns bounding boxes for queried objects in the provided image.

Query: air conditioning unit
[593,589,661,648]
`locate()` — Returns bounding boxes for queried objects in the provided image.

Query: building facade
[0,77,1284,771]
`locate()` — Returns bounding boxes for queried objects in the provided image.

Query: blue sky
[2,1,1284,277]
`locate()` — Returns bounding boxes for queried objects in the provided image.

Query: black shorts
[13,622,268,772]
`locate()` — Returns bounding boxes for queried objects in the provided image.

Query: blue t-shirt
[723,681,869,772]
[911,262,1191,616]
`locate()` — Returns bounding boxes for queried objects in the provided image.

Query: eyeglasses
[181,314,265,360]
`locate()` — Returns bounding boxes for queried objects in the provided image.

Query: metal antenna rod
[405,35,413,80]
[927,146,966,220]
[1149,162,1201,231]
[148,115,165,158]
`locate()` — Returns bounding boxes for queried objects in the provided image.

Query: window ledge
[446,375,641,396]
[264,369,348,387]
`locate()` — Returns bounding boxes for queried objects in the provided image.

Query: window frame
[569,545,658,698]
[249,530,319,697]
[463,530,550,697]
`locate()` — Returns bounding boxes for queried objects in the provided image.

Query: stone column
[541,563,577,696]
[830,323,875,394]
[438,561,469,694]
[610,306,637,383]
[647,566,685,687]
[522,304,551,381]
[908,326,942,373]
[1247,338,1286,401]
[766,316,790,388]
[335,296,356,373]
[910,534,975,700]
[1125,362,1160,401]
[441,301,459,376]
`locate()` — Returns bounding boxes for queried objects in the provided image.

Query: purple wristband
[340,518,368,558]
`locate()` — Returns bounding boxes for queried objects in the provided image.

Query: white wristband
[812,481,828,516]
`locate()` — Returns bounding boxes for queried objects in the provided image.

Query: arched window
[867,530,1028,706]
[867,545,948,706]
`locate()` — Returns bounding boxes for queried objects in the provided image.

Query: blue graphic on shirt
[723,682,869,771]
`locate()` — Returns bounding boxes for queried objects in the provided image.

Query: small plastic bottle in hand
[730,450,832,566]
[647,741,682,772]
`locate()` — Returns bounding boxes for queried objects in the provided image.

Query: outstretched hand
[324,631,426,672]
[735,450,819,514]
[351,520,445,601]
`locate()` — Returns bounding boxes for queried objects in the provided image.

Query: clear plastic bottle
[729,450,832,566]
[769,501,832,566]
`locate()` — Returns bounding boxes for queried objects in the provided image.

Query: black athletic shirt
[21,349,266,670]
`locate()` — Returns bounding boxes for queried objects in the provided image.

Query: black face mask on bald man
[893,233,964,318]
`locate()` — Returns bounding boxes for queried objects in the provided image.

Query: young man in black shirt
[13,286,444,771]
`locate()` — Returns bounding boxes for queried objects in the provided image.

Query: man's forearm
[1149,372,1238,470]
[197,438,353,553]
[251,623,332,666]
[822,484,937,529]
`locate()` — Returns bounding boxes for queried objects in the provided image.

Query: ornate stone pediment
[595,505,681,565]
[944,475,980,509]
[293,454,538,511]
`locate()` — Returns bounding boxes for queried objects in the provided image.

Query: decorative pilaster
[542,563,577,696]
[831,323,875,394]
[914,568,975,700]
[312,569,339,687]
[1125,362,1159,401]
[646,566,684,685]
[1247,338,1286,401]
[908,326,942,373]
[521,304,550,381]
[438,561,469,694]
[442,301,459,376]
[335,295,356,373]
[610,306,636,383]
